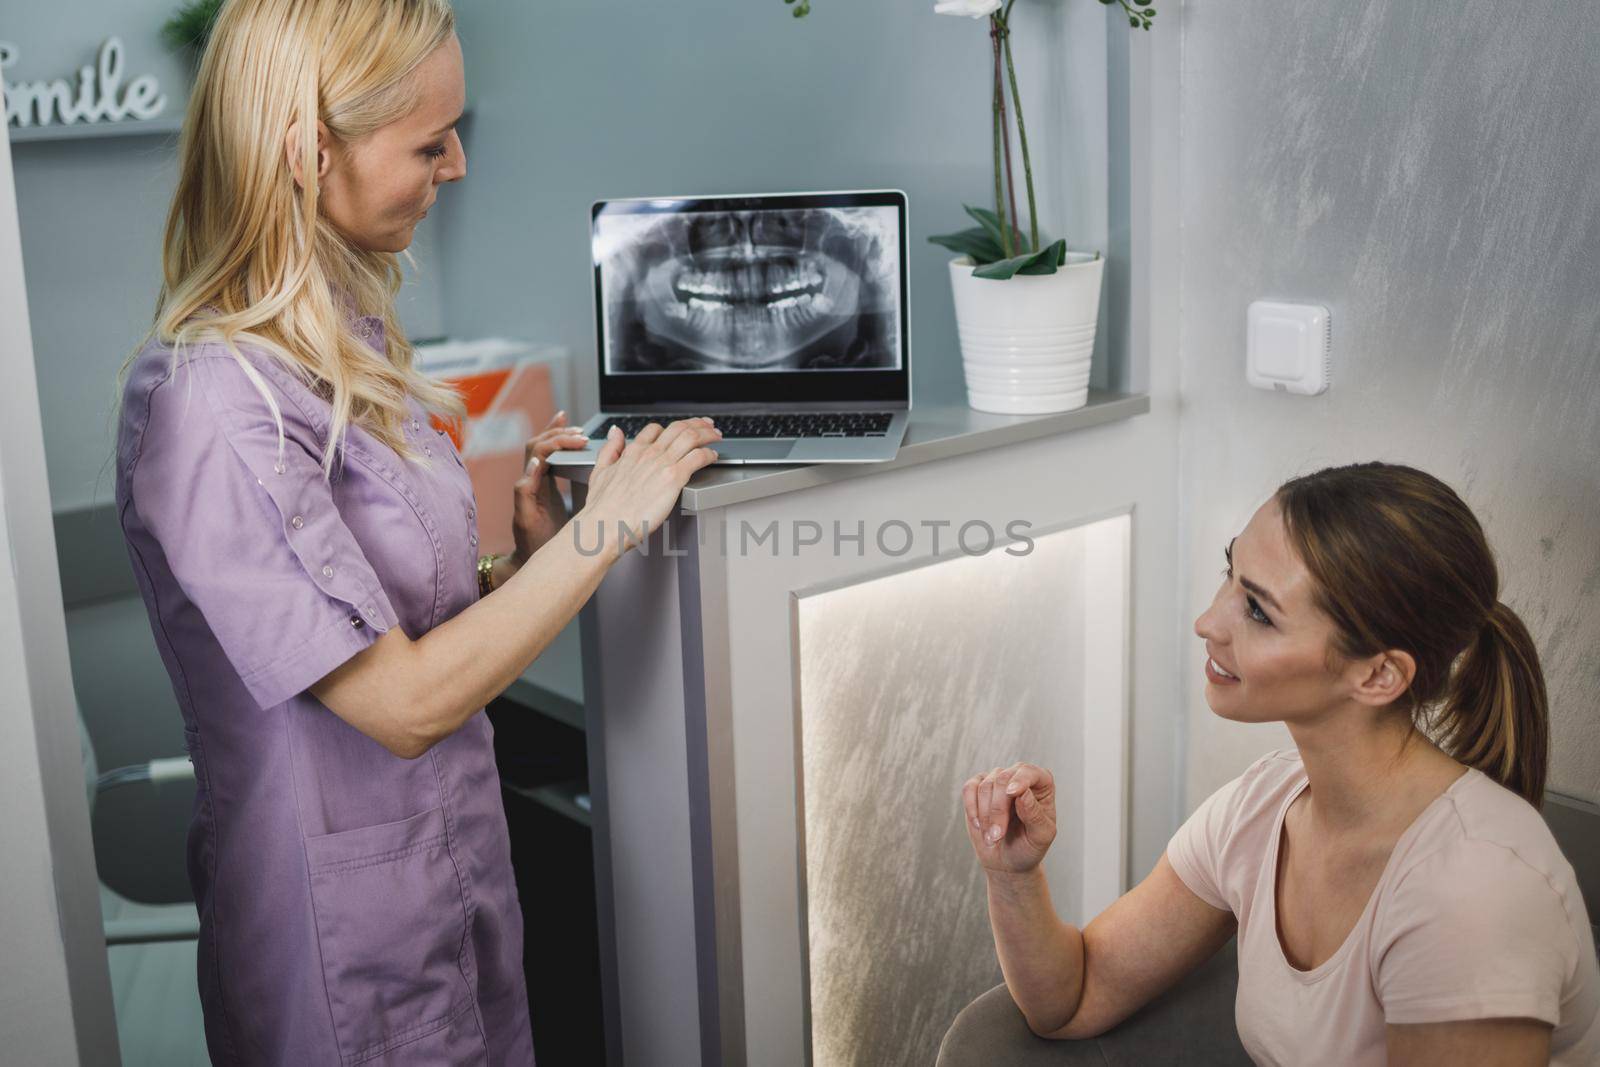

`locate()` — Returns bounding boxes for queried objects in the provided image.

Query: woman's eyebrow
[1241,576,1283,613]
[1229,536,1285,613]
[429,110,464,136]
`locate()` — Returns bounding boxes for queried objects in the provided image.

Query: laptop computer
[546,189,911,467]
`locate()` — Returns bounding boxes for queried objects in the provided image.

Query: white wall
[0,110,120,1065]
[1174,0,1600,807]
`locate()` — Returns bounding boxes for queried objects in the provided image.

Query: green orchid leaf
[962,204,1029,254]
[928,226,1006,264]
[962,204,1005,241]
[1014,238,1068,275]
[971,238,1068,279]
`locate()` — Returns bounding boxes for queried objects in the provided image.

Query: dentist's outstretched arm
[962,762,1235,1039]
[311,417,721,758]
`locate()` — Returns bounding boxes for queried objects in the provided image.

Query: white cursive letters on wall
[2,37,167,129]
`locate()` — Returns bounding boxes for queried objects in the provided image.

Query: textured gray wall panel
[1177,0,1600,804]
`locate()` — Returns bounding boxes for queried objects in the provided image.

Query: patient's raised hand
[961,762,1058,874]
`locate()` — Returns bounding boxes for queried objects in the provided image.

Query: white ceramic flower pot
[948,252,1105,415]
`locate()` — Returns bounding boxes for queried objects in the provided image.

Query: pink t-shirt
[1167,750,1599,1066]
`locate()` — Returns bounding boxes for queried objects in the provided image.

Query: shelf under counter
[504,778,592,829]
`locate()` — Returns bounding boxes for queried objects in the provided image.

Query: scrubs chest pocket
[304,806,480,1063]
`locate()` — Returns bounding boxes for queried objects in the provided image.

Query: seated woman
[958,462,1599,1065]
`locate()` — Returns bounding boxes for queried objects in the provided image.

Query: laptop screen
[591,191,910,408]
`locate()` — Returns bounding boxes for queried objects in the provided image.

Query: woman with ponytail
[113,1,720,1062]
[957,462,1598,1065]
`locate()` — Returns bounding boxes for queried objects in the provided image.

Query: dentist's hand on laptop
[576,417,723,560]
[510,410,595,563]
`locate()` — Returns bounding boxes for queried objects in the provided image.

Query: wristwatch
[477,553,503,598]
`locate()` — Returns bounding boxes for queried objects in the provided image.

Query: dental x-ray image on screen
[596,205,902,373]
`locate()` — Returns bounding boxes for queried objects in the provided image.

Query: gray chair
[79,700,211,1066]
[936,939,1250,1066]
[938,792,1600,1065]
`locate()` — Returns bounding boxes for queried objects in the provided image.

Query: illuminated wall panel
[794,513,1130,1066]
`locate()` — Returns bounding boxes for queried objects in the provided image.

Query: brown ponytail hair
[1274,462,1549,806]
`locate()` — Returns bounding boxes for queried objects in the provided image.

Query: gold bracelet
[477,553,503,599]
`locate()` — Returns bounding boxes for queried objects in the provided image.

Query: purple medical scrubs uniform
[115,317,535,1065]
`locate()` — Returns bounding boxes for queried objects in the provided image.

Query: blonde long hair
[116,0,465,475]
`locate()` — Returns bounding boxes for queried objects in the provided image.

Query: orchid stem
[989,16,1012,258]
[999,55,1021,253]
[1000,19,1037,252]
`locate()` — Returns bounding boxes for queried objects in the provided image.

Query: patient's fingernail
[971,818,980,831]
[985,825,1002,843]
[1006,782,1021,795]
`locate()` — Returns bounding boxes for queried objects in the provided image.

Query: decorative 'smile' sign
[2,37,167,130]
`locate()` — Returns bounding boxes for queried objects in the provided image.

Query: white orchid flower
[933,0,1002,19]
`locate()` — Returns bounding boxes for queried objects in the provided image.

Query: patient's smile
[1206,655,1240,684]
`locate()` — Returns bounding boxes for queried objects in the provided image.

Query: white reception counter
[560,389,1158,1067]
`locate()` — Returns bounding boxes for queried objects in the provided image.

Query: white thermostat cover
[1246,300,1330,395]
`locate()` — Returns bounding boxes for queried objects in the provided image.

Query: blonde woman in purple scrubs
[112,1,716,1063]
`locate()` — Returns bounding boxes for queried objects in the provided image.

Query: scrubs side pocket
[303,806,479,1063]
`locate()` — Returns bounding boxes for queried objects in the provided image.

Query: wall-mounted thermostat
[1246,300,1331,395]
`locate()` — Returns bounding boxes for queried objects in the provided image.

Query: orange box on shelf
[413,338,572,558]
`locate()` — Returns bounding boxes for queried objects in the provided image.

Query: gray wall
[1175,0,1600,806]
[6,0,445,514]
[440,0,1112,416]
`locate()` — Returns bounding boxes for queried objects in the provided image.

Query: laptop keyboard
[592,412,895,439]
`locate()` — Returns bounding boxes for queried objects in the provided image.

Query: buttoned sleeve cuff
[240,601,397,710]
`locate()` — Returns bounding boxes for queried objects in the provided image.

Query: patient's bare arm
[962,762,1081,1033]
[963,763,1237,1039]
